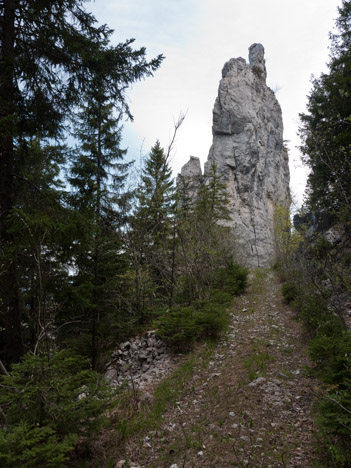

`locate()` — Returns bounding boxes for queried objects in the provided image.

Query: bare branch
[0,359,10,376]
[164,111,187,164]
[323,393,351,415]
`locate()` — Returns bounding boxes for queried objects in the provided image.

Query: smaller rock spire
[249,43,267,81]
[180,156,202,179]
[177,156,202,203]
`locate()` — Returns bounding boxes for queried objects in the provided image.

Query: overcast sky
[88,0,341,205]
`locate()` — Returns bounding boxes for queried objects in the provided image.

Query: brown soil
[120,270,319,467]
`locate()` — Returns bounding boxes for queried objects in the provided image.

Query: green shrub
[309,329,351,384]
[306,310,351,465]
[317,386,351,466]
[313,236,333,258]
[0,422,75,468]
[281,282,298,304]
[155,262,247,349]
[298,295,329,328]
[155,306,198,349]
[0,350,114,467]
[216,262,248,296]
[195,301,229,339]
[155,295,231,347]
[208,289,233,305]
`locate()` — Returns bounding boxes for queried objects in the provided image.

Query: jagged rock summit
[182,44,290,267]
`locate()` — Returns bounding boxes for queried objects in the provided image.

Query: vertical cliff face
[203,43,290,267]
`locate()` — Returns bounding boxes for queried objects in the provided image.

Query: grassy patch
[250,268,270,295]
[126,356,196,435]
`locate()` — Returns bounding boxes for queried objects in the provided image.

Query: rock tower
[181,44,290,267]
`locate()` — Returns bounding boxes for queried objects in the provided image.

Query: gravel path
[123,270,319,467]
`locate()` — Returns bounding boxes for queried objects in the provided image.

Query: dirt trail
[124,270,319,467]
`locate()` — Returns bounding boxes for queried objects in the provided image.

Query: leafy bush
[293,290,351,466]
[310,329,351,466]
[281,282,298,304]
[0,350,114,467]
[277,255,351,467]
[208,289,233,305]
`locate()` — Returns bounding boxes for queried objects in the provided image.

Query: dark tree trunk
[168,222,176,308]
[0,0,23,364]
[0,0,15,231]
[91,109,102,370]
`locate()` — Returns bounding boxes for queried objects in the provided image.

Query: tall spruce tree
[66,73,131,368]
[129,141,175,318]
[299,0,351,214]
[3,138,73,357]
[0,0,163,364]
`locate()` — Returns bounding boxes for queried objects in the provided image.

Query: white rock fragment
[248,376,267,387]
[115,461,126,468]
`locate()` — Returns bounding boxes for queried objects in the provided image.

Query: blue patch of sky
[88,0,202,53]
[85,0,203,173]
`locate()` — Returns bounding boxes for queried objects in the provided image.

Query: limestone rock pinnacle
[181,44,290,268]
[177,156,202,203]
[249,43,267,81]
[180,156,202,179]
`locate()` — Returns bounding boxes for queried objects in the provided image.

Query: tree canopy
[0,0,163,364]
[299,0,351,214]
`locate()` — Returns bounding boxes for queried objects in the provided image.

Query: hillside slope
[118,270,319,467]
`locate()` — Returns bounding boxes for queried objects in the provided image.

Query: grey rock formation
[180,155,202,179]
[249,43,267,81]
[177,156,202,202]
[203,43,290,267]
[105,331,173,389]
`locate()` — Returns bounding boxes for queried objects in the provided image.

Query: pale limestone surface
[180,155,202,179]
[177,155,203,204]
[203,43,290,267]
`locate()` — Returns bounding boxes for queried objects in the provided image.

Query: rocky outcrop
[177,156,202,203]
[180,155,202,180]
[181,44,290,267]
[105,331,173,389]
